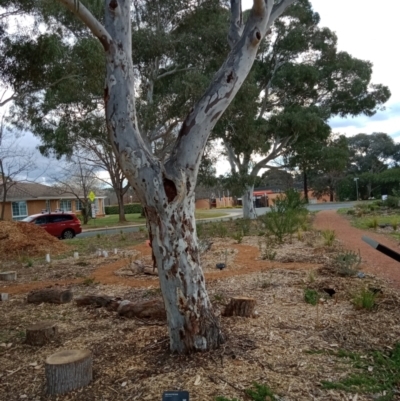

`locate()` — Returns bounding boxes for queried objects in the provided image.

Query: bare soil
[1,211,400,401]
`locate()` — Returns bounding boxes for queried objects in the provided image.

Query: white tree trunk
[242,185,257,219]
[145,192,224,352]
[59,0,297,353]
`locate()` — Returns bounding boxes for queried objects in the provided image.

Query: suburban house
[0,182,106,221]
[194,186,332,210]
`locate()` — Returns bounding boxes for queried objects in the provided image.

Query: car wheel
[62,229,75,240]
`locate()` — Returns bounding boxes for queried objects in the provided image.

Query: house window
[60,200,72,212]
[45,200,51,212]
[12,201,28,220]
[75,200,84,211]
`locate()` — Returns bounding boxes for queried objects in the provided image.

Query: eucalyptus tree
[21,0,295,353]
[308,135,349,202]
[215,0,390,217]
[347,133,400,198]
[0,130,36,220]
[1,1,231,223]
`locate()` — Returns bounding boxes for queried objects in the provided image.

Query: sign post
[88,191,96,219]
[162,391,189,401]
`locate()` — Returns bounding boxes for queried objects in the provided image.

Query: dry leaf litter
[0,232,399,400]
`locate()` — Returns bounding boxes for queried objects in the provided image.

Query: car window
[34,216,48,225]
[21,216,35,222]
[48,215,73,223]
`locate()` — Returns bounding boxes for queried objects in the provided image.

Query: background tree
[52,157,100,224]
[215,0,390,216]
[309,134,349,201]
[283,114,331,202]
[0,121,37,220]
[2,1,233,220]
[260,168,294,190]
[347,133,400,198]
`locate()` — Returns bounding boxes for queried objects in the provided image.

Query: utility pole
[354,177,359,201]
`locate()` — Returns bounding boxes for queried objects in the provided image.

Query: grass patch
[337,208,352,215]
[321,229,336,246]
[322,344,400,400]
[304,288,319,305]
[85,213,145,228]
[352,214,400,230]
[83,211,229,229]
[333,249,361,276]
[352,287,377,310]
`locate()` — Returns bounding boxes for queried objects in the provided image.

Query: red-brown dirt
[3,209,400,295]
[314,210,400,288]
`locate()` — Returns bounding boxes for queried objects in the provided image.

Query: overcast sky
[215,0,400,174]
[3,0,399,179]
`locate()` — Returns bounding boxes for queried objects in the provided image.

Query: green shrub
[321,229,336,246]
[274,188,307,212]
[334,250,361,276]
[210,221,228,238]
[259,189,308,243]
[353,288,377,310]
[245,382,276,400]
[235,218,252,235]
[304,288,319,305]
[391,219,398,231]
[368,203,379,211]
[231,231,244,244]
[105,203,143,215]
[260,208,307,243]
[384,196,400,209]
[366,217,379,229]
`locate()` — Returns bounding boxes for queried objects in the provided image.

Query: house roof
[2,182,105,201]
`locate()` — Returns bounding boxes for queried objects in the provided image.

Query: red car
[22,212,82,239]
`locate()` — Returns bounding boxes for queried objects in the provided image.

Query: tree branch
[270,0,297,25]
[0,74,81,107]
[0,94,17,108]
[225,142,240,172]
[58,0,112,50]
[228,0,243,49]
[251,134,294,176]
[156,67,196,81]
[166,0,277,178]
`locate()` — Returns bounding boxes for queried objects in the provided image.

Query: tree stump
[223,297,256,317]
[25,322,58,346]
[118,299,166,319]
[45,349,92,395]
[75,295,121,311]
[0,271,17,281]
[27,288,73,304]
[0,293,8,302]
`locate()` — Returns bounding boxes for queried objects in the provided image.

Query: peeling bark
[146,193,224,352]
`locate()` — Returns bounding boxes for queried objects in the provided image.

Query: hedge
[105,203,143,215]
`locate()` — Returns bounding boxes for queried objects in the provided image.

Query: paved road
[76,202,356,239]
[255,201,357,216]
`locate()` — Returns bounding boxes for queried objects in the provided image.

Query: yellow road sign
[88,191,96,202]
